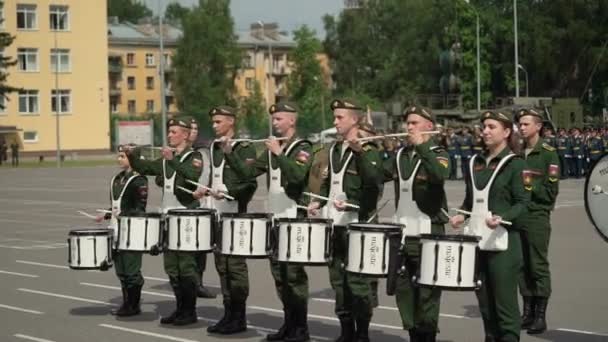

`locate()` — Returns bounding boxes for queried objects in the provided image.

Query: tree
[0,0,19,108]
[241,80,267,138]
[164,2,190,26]
[108,0,152,23]
[287,26,330,135]
[172,0,241,138]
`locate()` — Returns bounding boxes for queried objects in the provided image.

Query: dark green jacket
[522,138,560,212]
[211,141,258,212]
[105,170,148,219]
[461,147,531,223]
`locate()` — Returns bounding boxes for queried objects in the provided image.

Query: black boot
[218,301,247,334]
[521,296,534,329]
[197,273,216,298]
[527,297,548,334]
[484,336,495,342]
[111,286,129,316]
[355,318,370,342]
[419,331,437,342]
[267,308,290,341]
[173,279,198,326]
[160,278,182,324]
[334,316,355,342]
[285,305,309,342]
[207,302,231,333]
[408,329,419,342]
[116,285,142,317]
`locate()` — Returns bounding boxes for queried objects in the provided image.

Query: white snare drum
[117,213,162,253]
[345,223,403,277]
[274,218,333,265]
[166,208,216,252]
[415,234,481,291]
[68,229,113,270]
[218,213,272,257]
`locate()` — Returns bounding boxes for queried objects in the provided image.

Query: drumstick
[77,211,97,219]
[185,179,235,200]
[440,208,451,219]
[230,137,289,143]
[296,205,308,210]
[177,185,194,194]
[450,208,512,226]
[96,209,112,214]
[366,199,391,223]
[303,192,360,209]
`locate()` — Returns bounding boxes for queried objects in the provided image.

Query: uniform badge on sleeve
[296,150,310,164]
[548,164,559,182]
[436,156,449,168]
[245,158,255,165]
[192,158,202,169]
[522,170,533,191]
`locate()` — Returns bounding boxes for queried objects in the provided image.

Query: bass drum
[584,153,608,242]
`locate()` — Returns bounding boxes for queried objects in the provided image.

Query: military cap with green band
[481,110,513,125]
[402,105,435,123]
[517,108,543,119]
[330,98,363,111]
[167,116,192,129]
[209,105,237,117]
[269,102,299,115]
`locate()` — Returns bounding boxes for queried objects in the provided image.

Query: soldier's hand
[94,214,104,223]
[211,189,226,200]
[266,137,283,156]
[485,215,501,229]
[449,214,465,229]
[220,136,233,154]
[193,188,207,200]
[307,201,321,217]
[161,147,174,160]
[346,137,363,153]
[333,199,347,211]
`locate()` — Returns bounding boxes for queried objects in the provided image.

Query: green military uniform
[128,117,203,326]
[382,106,449,342]
[106,166,148,316]
[204,106,258,335]
[461,111,531,342]
[517,109,560,334]
[318,99,383,342]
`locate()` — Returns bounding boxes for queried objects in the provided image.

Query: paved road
[0,166,606,342]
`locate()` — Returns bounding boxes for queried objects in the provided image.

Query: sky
[139,0,345,36]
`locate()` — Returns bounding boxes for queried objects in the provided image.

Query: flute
[356,131,440,142]
[230,137,289,143]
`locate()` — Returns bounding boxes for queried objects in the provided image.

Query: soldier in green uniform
[224,102,313,342]
[126,117,203,326]
[307,99,383,342]
[449,111,530,342]
[96,144,148,317]
[383,106,449,342]
[194,106,258,335]
[517,109,559,335]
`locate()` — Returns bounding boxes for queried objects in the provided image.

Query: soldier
[95,144,148,317]
[307,99,383,342]
[459,126,474,180]
[543,128,556,148]
[445,127,460,180]
[222,102,313,341]
[10,141,19,167]
[450,111,530,342]
[570,128,584,178]
[384,106,449,342]
[586,129,604,169]
[473,124,484,155]
[0,140,6,165]
[555,129,570,179]
[126,117,203,326]
[517,109,559,335]
[196,106,258,335]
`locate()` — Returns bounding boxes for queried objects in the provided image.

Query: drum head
[348,222,404,232]
[122,212,162,218]
[420,233,480,243]
[274,217,332,225]
[220,213,271,219]
[167,208,216,216]
[69,228,112,236]
[584,154,608,242]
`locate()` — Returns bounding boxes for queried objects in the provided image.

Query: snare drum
[415,234,481,291]
[345,223,403,277]
[218,213,272,257]
[166,208,216,252]
[117,213,162,253]
[68,229,113,270]
[274,218,333,265]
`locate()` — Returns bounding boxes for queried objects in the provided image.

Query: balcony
[109,87,122,96]
[272,65,288,76]
[109,63,122,74]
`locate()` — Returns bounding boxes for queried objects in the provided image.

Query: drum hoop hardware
[324,226,331,261]
[432,242,439,283]
[474,246,481,289]
[359,234,365,271]
[107,236,113,264]
[457,244,464,284]
[77,238,81,265]
[230,219,235,252]
[249,219,254,254]
[307,223,312,261]
[177,217,182,249]
[116,219,121,250]
[286,224,292,259]
[126,218,132,248]
[93,237,98,266]
[144,218,149,249]
[67,238,72,264]
[265,220,271,253]
[195,217,200,249]
[382,234,388,273]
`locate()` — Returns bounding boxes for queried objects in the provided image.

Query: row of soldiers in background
[435,124,606,180]
[0,141,19,166]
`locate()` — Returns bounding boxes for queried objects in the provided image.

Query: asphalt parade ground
[0,166,606,342]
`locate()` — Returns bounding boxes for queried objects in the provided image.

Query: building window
[0,96,5,114]
[146,100,154,112]
[146,76,154,90]
[145,53,155,66]
[126,53,135,65]
[50,49,70,73]
[127,76,135,90]
[128,100,136,114]
[243,55,253,68]
[17,4,37,30]
[110,99,118,113]
[245,78,253,91]
[18,90,39,114]
[17,48,38,72]
[0,6,4,29]
[165,96,174,111]
[23,131,38,143]
[51,89,71,114]
[163,53,170,67]
[49,5,69,31]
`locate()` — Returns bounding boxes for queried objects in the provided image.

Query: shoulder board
[429,146,445,153]
[542,143,555,152]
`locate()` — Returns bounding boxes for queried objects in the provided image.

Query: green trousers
[476,230,523,342]
[394,238,442,333]
[329,226,376,321]
[519,211,552,298]
[114,250,144,288]
[164,250,198,283]
[214,252,249,304]
[270,259,309,308]
[196,252,207,284]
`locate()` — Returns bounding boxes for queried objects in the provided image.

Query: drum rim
[220,213,272,219]
[69,265,111,270]
[584,160,608,243]
[347,222,404,231]
[69,229,113,236]
[416,283,479,292]
[120,212,163,218]
[345,270,388,278]
[274,217,333,224]
[167,208,216,216]
[419,233,481,242]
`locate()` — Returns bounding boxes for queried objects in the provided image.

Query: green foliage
[108,0,152,23]
[164,2,190,26]
[0,0,19,106]
[172,0,241,138]
[241,80,268,138]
